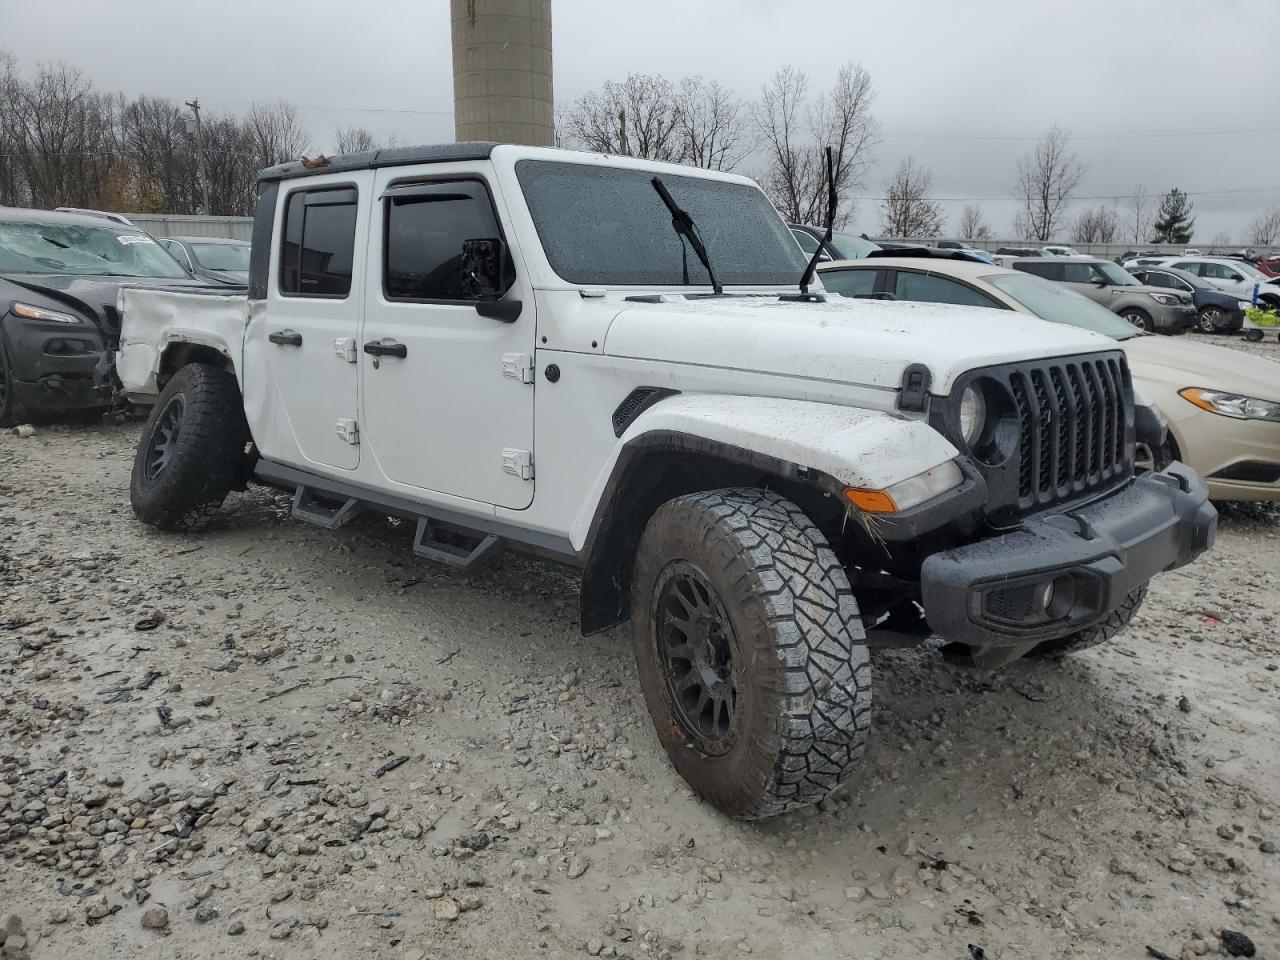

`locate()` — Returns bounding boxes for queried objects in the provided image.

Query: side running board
[291,486,366,529]
[412,518,504,572]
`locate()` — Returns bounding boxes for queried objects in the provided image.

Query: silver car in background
[1008,257,1196,334]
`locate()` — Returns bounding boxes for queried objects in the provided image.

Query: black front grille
[1007,355,1129,510]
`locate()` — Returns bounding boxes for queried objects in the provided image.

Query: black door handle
[363,339,407,359]
[268,329,302,346]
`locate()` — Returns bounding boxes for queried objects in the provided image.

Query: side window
[820,268,878,298]
[1014,261,1059,280]
[383,179,503,301]
[1062,262,1096,283]
[1143,272,1174,289]
[1221,266,1244,282]
[791,228,820,256]
[1171,261,1200,276]
[894,271,1000,308]
[279,186,358,298]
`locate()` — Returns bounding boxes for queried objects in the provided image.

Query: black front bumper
[2,315,110,413]
[920,463,1215,647]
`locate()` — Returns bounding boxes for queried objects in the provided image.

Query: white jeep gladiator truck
[114,143,1216,820]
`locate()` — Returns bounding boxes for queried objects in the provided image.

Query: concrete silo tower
[450,0,554,146]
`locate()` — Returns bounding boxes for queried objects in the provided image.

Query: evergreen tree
[1150,188,1195,244]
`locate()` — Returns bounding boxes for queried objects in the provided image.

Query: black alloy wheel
[655,561,738,754]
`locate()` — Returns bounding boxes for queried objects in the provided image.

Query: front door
[360,170,535,510]
[1060,261,1109,305]
[248,175,369,471]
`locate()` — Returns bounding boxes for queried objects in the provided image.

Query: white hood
[603,295,1117,393]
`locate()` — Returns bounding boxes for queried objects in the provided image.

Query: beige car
[818,257,1280,501]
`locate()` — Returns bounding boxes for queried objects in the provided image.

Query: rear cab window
[279,186,359,298]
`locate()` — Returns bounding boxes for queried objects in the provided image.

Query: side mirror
[460,238,512,300]
[460,238,522,323]
[1092,276,1109,286]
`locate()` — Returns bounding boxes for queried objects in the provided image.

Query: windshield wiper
[779,147,836,303]
[650,176,722,296]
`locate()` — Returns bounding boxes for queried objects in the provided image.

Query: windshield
[828,232,880,260]
[1232,260,1264,278]
[985,273,1142,340]
[1094,261,1140,286]
[0,220,189,278]
[190,242,251,272]
[515,160,805,286]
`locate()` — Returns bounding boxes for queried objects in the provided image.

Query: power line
[882,125,1280,141]
[850,185,1280,203]
[200,96,453,117]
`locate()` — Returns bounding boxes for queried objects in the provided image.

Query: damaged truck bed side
[113,143,1216,820]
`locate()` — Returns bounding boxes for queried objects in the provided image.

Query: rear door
[248,174,369,471]
[359,168,536,509]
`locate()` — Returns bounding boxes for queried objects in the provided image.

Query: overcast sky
[5,0,1278,240]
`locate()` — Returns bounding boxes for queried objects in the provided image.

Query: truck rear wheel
[130,363,248,532]
[630,488,872,820]
[1025,585,1149,659]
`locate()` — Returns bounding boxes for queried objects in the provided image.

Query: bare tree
[1247,208,1280,246]
[246,101,311,169]
[335,126,379,154]
[753,62,879,228]
[878,157,945,238]
[1012,125,1085,241]
[1210,230,1232,247]
[675,76,748,171]
[1071,205,1119,243]
[562,73,683,162]
[958,204,991,240]
[1125,184,1154,244]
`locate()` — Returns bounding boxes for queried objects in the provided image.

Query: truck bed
[115,287,249,399]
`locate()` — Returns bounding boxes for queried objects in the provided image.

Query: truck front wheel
[630,489,872,820]
[1025,585,1149,659]
[130,363,248,532]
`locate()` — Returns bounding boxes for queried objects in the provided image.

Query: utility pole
[184,98,212,215]
[450,0,554,146]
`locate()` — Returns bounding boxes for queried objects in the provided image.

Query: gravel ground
[2,333,1278,960]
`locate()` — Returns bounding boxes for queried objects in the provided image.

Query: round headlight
[959,385,987,446]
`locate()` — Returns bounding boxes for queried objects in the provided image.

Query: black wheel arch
[579,431,848,635]
[157,342,234,389]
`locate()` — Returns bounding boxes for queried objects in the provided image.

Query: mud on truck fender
[573,393,962,635]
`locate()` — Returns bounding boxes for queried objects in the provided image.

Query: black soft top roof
[258,142,499,183]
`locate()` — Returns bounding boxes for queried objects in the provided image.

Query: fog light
[1035,581,1054,613]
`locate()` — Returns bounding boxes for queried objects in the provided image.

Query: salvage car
[0,206,200,426]
[1151,256,1280,312]
[113,144,1215,819]
[158,236,251,286]
[819,257,1280,501]
[1010,256,1196,333]
[1125,264,1248,333]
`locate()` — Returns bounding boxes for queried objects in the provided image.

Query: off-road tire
[1025,585,1148,660]
[630,488,872,820]
[0,337,28,428]
[130,363,248,532]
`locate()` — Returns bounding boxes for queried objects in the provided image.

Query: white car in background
[1042,245,1086,258]
[1142,256,1280,311]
